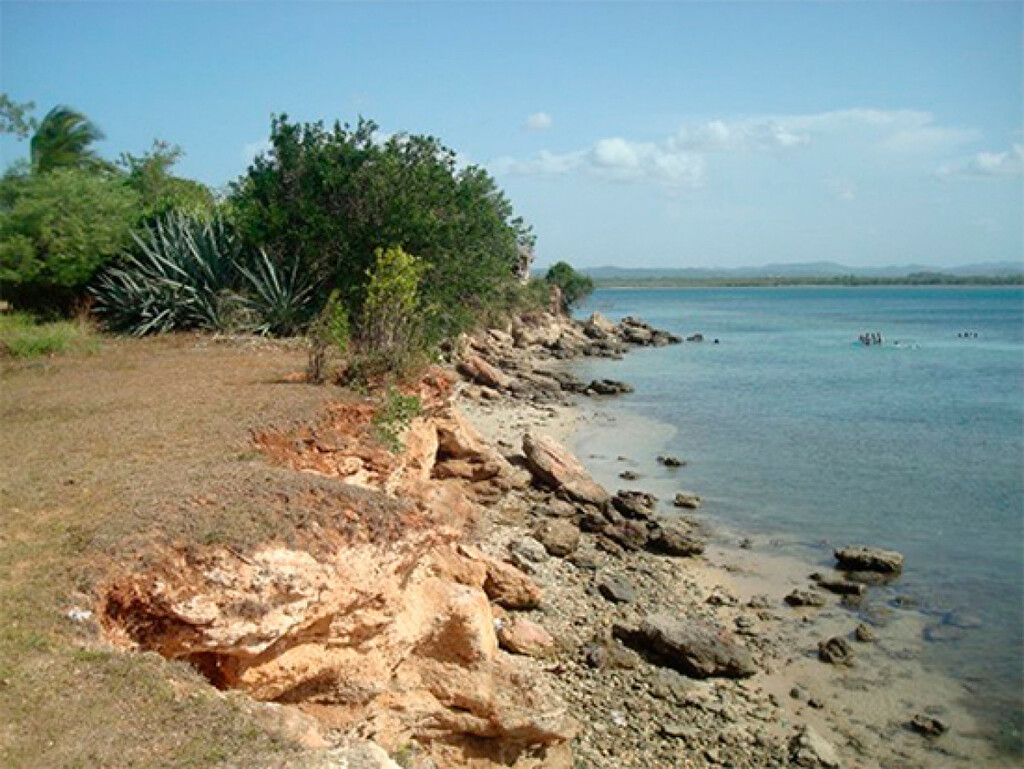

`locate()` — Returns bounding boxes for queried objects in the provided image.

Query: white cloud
[493,137,705,188]
[524,112,553,132]
[823,176,857,201]
[492,108,986,192]
[242,139,271,164]
[671,118,810,152]
[938,143,1024,178]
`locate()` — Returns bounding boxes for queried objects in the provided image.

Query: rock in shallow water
[785,589,827,608]
[672,492,702,509]
[788,725,841,768]
[909,713,949,737]
[834,545,904,574]
[647,522,705,557]
[613,613,757,679]
[611,489,658,519]
[818,636,854,665]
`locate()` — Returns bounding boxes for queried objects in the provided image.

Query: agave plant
[92,212,242,335]
[235,248,317,337]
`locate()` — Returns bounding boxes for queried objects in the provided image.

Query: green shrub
[351,246,431,381]
[306,288,350,384]
[545,261,594,313]
[371,388,423,453]
[0,167,140,310]
[231,116,532,338]
[91,212,241,335]
[0,312,97,358]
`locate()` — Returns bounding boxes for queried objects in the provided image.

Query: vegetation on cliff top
[2,97,560,376]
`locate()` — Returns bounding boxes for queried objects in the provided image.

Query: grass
[0,311,99,359]
[0,334,364,768]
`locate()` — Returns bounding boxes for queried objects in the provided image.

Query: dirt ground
[0,334,370,768]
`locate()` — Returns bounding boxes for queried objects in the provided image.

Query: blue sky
[1,1,1021,269]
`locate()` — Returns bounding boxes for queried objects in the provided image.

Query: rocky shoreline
[94,308,1013,768]
[454,308,1012,768]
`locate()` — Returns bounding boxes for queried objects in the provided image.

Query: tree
[0,168,140,308]
[0,94,37,139]
[29,106,106,173]
[231,115,532,339]
[118,140,215,222]
[545,261,594,313]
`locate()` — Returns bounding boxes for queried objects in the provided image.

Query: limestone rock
[613,614,757,679]
[818,636,854,665]
[457,353,511,390]
[497,616,555,657]
[672,492,702,509]
[604,520,649,552]
[521,432,610,506]
[647,523,705,557]
[789,725,841,768]
[854,623,877,643]
[909,714,948,737]
[586,379,634,396]
[481,557,543,610]
[532,519,581,557]
[611,490,657,519]
[657,455,685,468]
[785,590,827,608]
[597,574,636,604]
[329,740,403,769]
[811,573,866,597]
[834,545,904,574]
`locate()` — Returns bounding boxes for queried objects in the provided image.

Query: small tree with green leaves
[352,246,430,381]
[1,168,140,310]
[544,261,594,314]
[118,140,215,222]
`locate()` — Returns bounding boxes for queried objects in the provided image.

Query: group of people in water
[957,331,980,339]
[858,332,884,346]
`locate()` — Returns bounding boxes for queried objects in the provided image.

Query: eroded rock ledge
[100,375,577,768]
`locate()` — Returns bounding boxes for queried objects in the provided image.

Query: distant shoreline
[593,274,1024,288]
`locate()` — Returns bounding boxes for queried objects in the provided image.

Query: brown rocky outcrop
[521,432,610,506]
[613,614,757,679]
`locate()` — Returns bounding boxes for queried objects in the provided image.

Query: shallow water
[572,286,1024,754]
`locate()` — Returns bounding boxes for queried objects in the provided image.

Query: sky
[1,1,1021,269]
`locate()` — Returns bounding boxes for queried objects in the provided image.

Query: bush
[545,261,594,313]
[91,212,241,335]
[371,388,423,452]
[350,246,431,381]
[307,289,350,384]
[231,116,532,338]
[0,311,97,358]
[118,141,216,223]
[0,168,140,310]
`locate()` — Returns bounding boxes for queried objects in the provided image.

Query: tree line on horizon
[0,94,594,378]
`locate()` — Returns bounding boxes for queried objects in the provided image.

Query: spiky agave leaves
[235,248,317,337]
[92,212,242,335]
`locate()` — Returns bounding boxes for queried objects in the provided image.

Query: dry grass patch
[0,334,376,768]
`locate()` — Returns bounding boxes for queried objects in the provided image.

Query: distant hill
[573,261,1024,281]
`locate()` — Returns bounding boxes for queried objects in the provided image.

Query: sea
[572,285,1024,754]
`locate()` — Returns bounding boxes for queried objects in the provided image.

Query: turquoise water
[574,286,1024,751]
